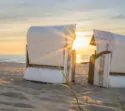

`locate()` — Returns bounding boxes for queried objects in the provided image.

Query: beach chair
[89,30,125,88]
[24,25,76,83]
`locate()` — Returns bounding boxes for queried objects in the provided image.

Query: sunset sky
[0,0,125,54]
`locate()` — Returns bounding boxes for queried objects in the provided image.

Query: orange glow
[0,41,26,55]
[76,54,81,63]
[73,32,90,50]
[73,32,95,63]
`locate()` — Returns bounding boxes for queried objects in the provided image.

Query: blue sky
[0,0,125,54]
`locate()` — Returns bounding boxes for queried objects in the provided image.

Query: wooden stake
[72,49,76,82]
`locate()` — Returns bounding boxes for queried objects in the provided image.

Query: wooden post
[26,45,29,67]
[72,49,76,82]
[88,55,96,84]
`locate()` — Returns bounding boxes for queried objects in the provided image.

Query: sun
[72,32,91,63]
[73,32,90,50]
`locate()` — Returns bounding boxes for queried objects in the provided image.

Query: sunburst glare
[73,32,90,50]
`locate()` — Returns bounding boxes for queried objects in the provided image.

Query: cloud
[0,32,25,38]
[112,14,125,19]
[0,0,125,24]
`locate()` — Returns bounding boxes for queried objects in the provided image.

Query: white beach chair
[89,30,125,88]
[24,25,76,83]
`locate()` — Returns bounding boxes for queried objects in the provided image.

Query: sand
[0,62,124,111]
[0,62,89,111]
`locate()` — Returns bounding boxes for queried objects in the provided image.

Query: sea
[0,55,89,63]
[0,55,25,63]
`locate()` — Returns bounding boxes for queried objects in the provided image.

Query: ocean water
[0,54,89,63]
[0,55,25,63]
[76,54,89,63]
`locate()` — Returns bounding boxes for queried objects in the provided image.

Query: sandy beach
[0,62,89,111]
[0,62,125,111]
